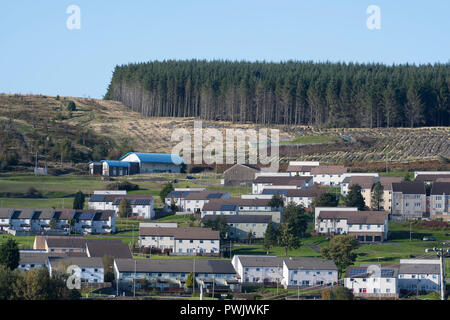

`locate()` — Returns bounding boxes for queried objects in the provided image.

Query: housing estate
[88,192,155,219]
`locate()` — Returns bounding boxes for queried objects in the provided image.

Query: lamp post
[425,247,448,301]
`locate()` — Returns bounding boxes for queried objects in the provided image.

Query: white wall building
[282,257,338,288]
[231,255,284,284]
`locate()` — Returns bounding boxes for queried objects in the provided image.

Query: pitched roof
[253,176,312,185]
[379,177,404,190]
[431,182,450,195]
[20,251,87,264]
[345,266,398,278]
[115,259,236,274]
[184,191,228,200]
[53,209,75,220]
[283,257,337,270]
[10,209,36,219]
[202,198,271,212]
[224,164,260,174]
[120,152,184,165]
[286,188,326,198]
[286,165,317,172]
[392,181,426,194]
[101,160,134,168]
[202,215,272,224]
[89,194,153,205]
[347,176,376,189]
[139,227,220,240]
[0,208,12,219]
[236,256,285,267]
[32,209,55,220]
[86,239,132,259]
[48,256,104,269]
[311,166,347,175]
[45,237,88,249]
[415,174,450,183]
[399,263,440,275]
[318,210,388,225]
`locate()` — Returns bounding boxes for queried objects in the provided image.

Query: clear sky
[0,0,448,99]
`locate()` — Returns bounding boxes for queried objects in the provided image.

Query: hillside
[0,94,449,173]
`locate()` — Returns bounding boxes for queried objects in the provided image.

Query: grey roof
[45,237,88,249]
[86,239,132,259]
[49,256,104,269]
[202,198,271,212]
[284,257,337,270]
[236,256,285,267]
[10,209,36,219]
[139,227,220,240]
[286,165,317,172]
[318,210,388,225]
[286,188,325,198]
[0,208,12,219]
[115,259,236,274]
[392,181,426,194]
[399,264,440,275]
[253,176,312,185]
[415,174,450,183]
[184,191,228,200]
[311,166,347,175]
[32,209,55,220]
[202,215,272,224]
[431,182,450,195]
[20,252,67,264]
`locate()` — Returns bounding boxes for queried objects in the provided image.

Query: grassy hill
[0,94,449,173]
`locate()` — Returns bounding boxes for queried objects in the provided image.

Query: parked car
[423,237,429,241]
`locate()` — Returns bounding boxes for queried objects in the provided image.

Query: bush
[66,100,76,111]
[106,181,139,191]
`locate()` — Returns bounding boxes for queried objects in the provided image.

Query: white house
[344,265,399,298]
[282,257,338,288]
[48,256,104,283]
[0,208,12,233]
[392,182,427,219]
[286,161,320,176]
[165,188,205,211]
[139,227,221,255]
[429,182,450,220]
[89,193,155,219]
[183,191,230,213]
[315,209,389,242]
[310,166,348,186]
[114,258,240,292]
[282,188,326,208]
[231,255,284,284]
[252,176,313,194]
[398,259,442,293]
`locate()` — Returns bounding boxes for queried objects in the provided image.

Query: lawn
[0,197,74,209]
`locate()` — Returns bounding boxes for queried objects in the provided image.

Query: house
[119,152,185,174]
[35,236,88,253]
[71,210,116,234]
[89,193,155,219]
[18,251,83,272]
[231,255,284,284]
[398,259,442,294]
[139,227,220,255]
[414,171,450,184]
[114,259,240,292]
[378,177,404,213]
[344,265,399,298]
[183,191,230,213]
[315,209,389,242]
[286,161,320,176]
[165,188,205,211]
[0,208,12,233]
[202,215,272,240]
[48,256,104,283]
[223,164,260,187]
[283,188,326,208]
[341,176,377,205]
[252,176,313,194]
[310,166,347,186]
[282,257,338,288]
[9,209,35,232]
[392,182,427,219]
[88,161,103,175]
[429,182,450,220]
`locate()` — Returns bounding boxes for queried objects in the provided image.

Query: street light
[424,247,449,300]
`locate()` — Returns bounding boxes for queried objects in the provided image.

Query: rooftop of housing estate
[253,176,313,185]
[48,256,104,269]
[345,266,399,278]
[310,165,347,175]
[202,215,272,224]
[183,191,229,200]
[283,257,338,270]
[202,198,272,211]
[139,227,220,240]
[317,210,388,224]
[392,181,426,194]
[89,194,154,205]
[115,258,236,274]
[430,182,450,194]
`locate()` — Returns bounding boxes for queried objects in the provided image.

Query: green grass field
[281,135,342,145]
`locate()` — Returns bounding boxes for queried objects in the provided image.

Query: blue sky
[0,1,448,99]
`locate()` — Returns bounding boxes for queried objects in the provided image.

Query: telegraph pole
[425,248,448,300]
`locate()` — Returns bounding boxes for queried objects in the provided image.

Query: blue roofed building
[120,152,185,174]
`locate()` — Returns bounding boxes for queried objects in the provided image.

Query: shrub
[106,181,139,191]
